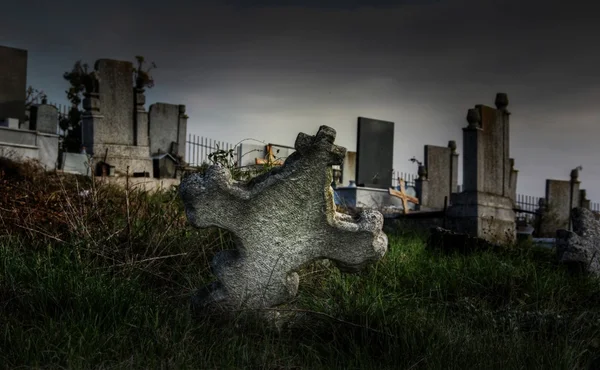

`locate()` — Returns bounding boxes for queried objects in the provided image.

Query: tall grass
[1,158,600,369]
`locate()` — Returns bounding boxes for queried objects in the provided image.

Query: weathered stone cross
[389,178,419,214]
[180,126,388,313]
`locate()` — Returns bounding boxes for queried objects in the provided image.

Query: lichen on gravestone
[179,125,388,314]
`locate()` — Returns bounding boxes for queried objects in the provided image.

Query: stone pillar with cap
[176,104,188,160]
[448,140,459,194]
[81,92,103,157]
[134,87,149,147]
[462,107,484,192]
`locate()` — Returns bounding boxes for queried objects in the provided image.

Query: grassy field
[1,159,600,369]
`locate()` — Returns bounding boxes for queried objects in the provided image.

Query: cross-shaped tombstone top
[180,125,388,313]
[389,178,419,214]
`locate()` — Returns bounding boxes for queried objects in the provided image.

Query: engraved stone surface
[180,125,388,312]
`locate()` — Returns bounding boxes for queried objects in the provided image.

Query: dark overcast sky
[2,0,599,200]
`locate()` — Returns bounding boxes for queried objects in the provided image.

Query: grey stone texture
[415,141,459,210]
[96,59,135,146]
[0,45,27,123]
[148,102,187,158]
[446,93,518,245]
[0,126,59,170]
[134,88,149,147]
[29,104,58,134]
[556,207,600,275]
[81,59,154,175]
[543,172,581,232]
[180,125,388,312]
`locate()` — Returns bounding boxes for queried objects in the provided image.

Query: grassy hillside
[1,158,600,369]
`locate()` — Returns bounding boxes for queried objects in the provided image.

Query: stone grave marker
[29,103,59,134]
[415,141,459,210]
[148,103,187,159]
[180,125,388,314]
[356,117,394,189]
[0,45,27,123]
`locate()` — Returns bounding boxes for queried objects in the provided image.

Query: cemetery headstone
[446,93,518,244]
[0,45,27,123]
[29,103,58,134]
[356,117,394,188]
[415,141,459,210]
[180,125,388,314]
[541,168,582,234]
[148,103,187,159]
[81,59,153,175]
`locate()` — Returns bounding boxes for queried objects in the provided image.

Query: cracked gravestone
[556,207,600,275]
[179,125,388,313]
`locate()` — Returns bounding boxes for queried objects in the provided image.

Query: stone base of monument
[335,186,414,211]
[446,191,516,245]
[91,144,153,176]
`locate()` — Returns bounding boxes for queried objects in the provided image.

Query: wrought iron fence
[391,171,417,188]
[515,194,542,214]
[185,134,237,167]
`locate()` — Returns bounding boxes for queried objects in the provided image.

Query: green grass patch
[1,159,600,368]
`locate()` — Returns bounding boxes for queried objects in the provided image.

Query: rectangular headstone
[0,45,27,122]
[479,105,509,195]
[356,117,394,189]
[29,104,59,134]
[96,59,134,146]
[149,103,185,156]
[546,179,580,230]
[424,145,452,209]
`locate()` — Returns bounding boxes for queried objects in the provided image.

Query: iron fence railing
[185,134,237,167]
[391,171,417,188]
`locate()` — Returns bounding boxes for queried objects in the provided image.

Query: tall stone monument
[446,93,518,244]
[81,59,153,175]
[0,45,27,123]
